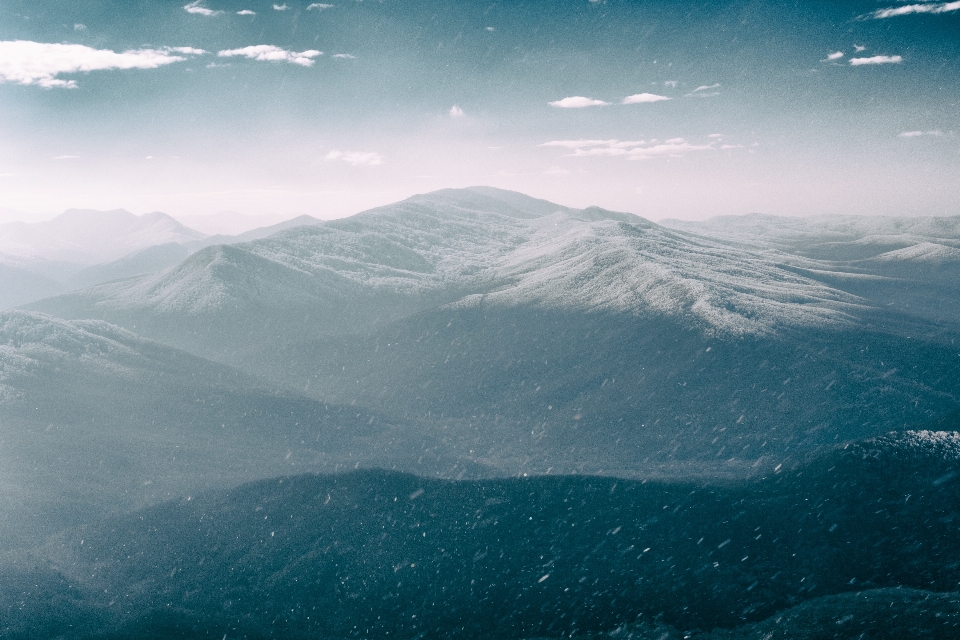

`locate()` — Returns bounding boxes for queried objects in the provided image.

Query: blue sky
[0,0,958,221]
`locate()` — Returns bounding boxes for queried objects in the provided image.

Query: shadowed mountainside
[3,428,958,639]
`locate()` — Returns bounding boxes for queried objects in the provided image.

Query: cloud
[622,92,670,104]
[183,1,222,16]
[685,83,721,97]
[899,130,943,137]
[325,150,384,166]
[449,105,465,118]
[307,3,334,9]
[823,51,844,61]
[664,80,678,87]
[332,53,355,59]
[272,4,289,10]
[868,1,960,18]
[850,55,902,66]
[548,96,610,108]
[486,26,495,31]
[854,44,867,52]
[237,9,256,15]
[217,45,322,66]
[541,137,721,160]
[73,23,86,31]
[0,40,201,88]
[54,155,80,160]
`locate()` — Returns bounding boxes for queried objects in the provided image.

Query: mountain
[27,188,960,478]
[5,428,958,639]
[660,212,960,332]
[64,243,193,291]
[0,311,489,550]
[0,209,205,265]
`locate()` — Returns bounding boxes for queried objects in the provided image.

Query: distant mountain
[187,213,323,248]
[6,428,958,639]
[0,311,485,550]
[0,209,205,265]
[0,263,63,309]
[27,188,960,478]
[174,211,310,236]
[64,242,192,290]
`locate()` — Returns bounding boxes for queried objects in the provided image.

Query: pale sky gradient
[0,0,958,222]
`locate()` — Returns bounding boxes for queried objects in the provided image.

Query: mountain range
[27,187,960,479]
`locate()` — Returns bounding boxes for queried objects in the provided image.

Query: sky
[0,0,958,223]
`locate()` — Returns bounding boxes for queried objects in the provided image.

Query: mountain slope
[0,311,478,550]
[6,429,958,639]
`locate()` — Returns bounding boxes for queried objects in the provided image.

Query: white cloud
[73,23,86,31]
[307,3,335,9]
[325,150,384,166]
[664,80,678,87]
[168,46,208,55]
[548,96,610,108]
[850,55,902,66]
[0,40,201,88]
[217,45,322,66]
[685,83,720,97]
[486,26,495,31]
[708,133,723,138]
[273,4,289,10]
[622,92,670,104]
[854,44,867,52]
[869,1,960,18]
[541,137,722,161]
[824,51,844,61]
[449,105,465,118]
[237,9,256,15]
[899,130,943,137]
[184,1,222,16]
[332,53,355,59]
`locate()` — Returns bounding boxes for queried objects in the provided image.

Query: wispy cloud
[217,45,322,66]
[183,1,222,16]
[854,44,867,52]
[449,105,465,118]
[548,96,610,108]
[237,9,256,15]
[332,53,355,59]
[685,83,720,98]
[664,80,678,87]
[823,51,844,61]
[0,40,202,88]
[325,150,384,166]
[622,92,670,104]
[541,137,719,160]
[868,1,960,18]
[899,130,943,137]
[307,3,335,9]
[850,55,902,66]
[73,23,86,31]
[272,4,289,10]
